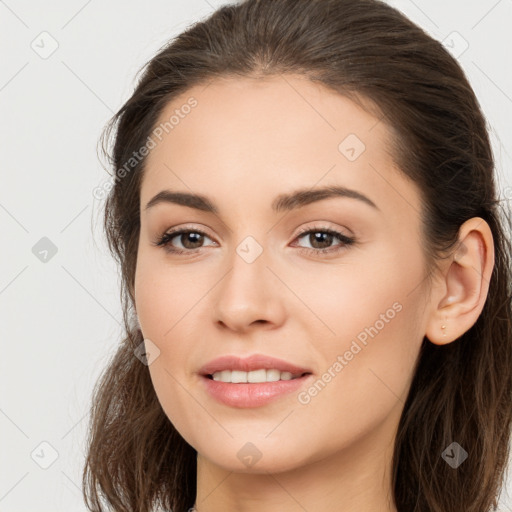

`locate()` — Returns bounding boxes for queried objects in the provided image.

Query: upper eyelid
[163,223,350,246]
[164,222,347,238]
[156,224,355,257]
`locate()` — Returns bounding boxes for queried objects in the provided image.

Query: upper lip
[199,354,312,376]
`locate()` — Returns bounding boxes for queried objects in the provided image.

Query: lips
[199,353,312,377]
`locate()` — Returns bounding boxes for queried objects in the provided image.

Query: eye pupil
[182,232,203,249]
[310,232,333,249]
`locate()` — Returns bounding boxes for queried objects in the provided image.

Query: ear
[425,217,495,346]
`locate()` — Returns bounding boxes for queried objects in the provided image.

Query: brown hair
[83,0,512,511]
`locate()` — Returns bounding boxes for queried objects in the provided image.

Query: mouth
[198,354,313,407]
[205,369,312,383]
[200,371,314,408]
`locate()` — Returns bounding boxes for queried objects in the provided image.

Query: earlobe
[425,217,495,346]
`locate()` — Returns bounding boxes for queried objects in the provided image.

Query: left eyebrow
[144,185,380,214]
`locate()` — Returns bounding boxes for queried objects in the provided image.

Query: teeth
[211,369,302,383]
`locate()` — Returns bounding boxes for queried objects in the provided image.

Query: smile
[209,369,308,383]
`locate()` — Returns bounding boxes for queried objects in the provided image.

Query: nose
[212,242,286,333]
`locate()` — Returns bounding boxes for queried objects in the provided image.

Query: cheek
[134,253,206,375]
[134,257,205,444]
[305,246,425,408]
[293,295,423,458]
[135,270,197,382]
[134,249,199,339]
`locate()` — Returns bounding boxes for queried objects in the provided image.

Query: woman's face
[135,75,431,474]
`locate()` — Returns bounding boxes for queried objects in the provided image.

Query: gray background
[1,0,511,510]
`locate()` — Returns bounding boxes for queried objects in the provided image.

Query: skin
[134,75,494,512]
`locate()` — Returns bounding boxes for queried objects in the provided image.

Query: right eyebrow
[144,184,380,214]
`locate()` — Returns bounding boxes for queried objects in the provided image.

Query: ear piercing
[441,324,447,337]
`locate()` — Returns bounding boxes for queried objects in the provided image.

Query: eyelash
[152,225,356,257]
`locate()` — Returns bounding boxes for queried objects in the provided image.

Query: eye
[152,225,356,256]
[292,226,356,256]
[152,227,216,255]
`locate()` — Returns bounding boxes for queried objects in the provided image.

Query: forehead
[140,75,419,223]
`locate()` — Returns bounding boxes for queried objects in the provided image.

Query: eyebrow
[144,185,380,214]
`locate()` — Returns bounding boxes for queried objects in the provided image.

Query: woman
[82,0,512,511]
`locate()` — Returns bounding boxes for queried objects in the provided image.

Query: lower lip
[201,373,313,408]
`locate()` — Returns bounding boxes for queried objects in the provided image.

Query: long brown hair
[83,0,512,510]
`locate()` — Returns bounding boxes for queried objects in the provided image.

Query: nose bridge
[212,231,284,329]
[222,232,271,303]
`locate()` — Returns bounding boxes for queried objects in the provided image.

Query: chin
[195,437,312,475]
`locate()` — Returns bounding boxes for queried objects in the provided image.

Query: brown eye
[293,227,356,255]
[175,231,205,249]
[153,228,216,254]
[304,231,335,250]
[153,226,355,257]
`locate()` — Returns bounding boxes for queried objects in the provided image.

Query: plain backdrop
[1,0,511,510]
